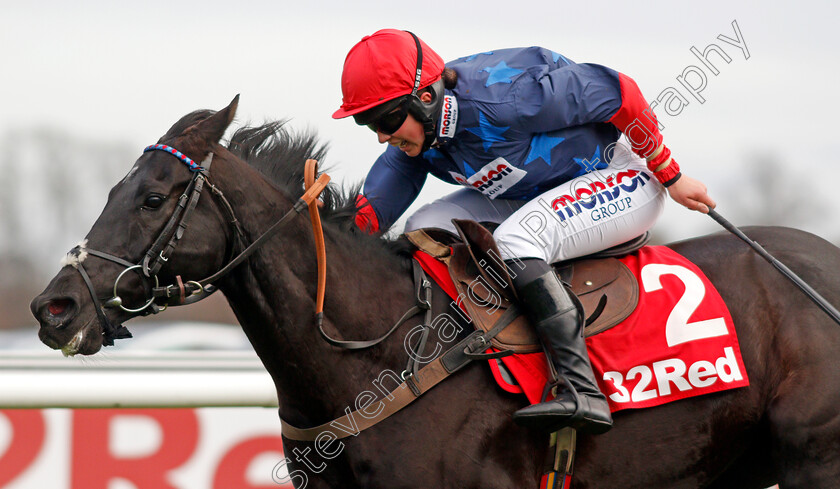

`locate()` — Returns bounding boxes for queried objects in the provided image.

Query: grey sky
[3,0,839,243]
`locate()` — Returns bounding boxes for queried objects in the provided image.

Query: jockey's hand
[667,174,716,213]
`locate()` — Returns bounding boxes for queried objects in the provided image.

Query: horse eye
[143,194,165,209]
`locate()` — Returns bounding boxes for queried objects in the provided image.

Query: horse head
[31,96,241,355]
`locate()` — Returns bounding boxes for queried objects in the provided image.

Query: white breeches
[405,144,666,263]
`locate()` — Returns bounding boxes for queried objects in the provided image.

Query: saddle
[406,220,646,354]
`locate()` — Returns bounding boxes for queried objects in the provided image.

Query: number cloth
[414,245,750,412]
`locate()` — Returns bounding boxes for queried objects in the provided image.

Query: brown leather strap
[280,304,520,441]
[301,163,331,208]
[404,229,452,264]
[280,355,453,441]
[304,159,329,317]
[176,275,186,304]
[155,161,331,305]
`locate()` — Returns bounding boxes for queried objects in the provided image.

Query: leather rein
[65,144,502,441]
[64,146,329,344]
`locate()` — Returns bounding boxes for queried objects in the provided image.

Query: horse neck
[209,149,418,425]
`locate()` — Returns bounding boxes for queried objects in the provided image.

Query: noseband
[64,144,330,345]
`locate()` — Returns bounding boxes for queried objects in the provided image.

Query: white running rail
[0,351,278,408]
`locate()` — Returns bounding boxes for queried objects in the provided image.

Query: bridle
[63,144,330,345]
[63,142,492,441]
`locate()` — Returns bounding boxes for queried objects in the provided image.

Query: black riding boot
[510,259,613,434]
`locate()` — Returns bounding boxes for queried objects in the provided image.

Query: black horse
[31,97,840,488]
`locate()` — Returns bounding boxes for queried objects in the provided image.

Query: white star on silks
[524,133,565,166]
[480,61,524,87]
[465,112,511,152]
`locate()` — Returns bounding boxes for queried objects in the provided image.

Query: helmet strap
[403,31,444,153]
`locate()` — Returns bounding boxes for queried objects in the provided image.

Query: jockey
[332,29,716,434]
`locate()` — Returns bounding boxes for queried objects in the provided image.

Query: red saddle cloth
[414,245,750,412]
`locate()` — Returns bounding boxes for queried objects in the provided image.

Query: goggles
[364,100,410,135]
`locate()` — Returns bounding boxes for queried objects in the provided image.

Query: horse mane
[225,120,346,221]
[219,116,415,258]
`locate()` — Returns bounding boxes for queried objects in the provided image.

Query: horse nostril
[31,294,76,327]
[48,299,72,316]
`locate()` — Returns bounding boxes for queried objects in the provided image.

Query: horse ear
[194,94,239,146]
[219,94,240,128]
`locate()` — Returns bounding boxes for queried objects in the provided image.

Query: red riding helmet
[333,29,445,119]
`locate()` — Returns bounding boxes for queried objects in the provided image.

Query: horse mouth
[61,329,85,357]
[38,315,103,356]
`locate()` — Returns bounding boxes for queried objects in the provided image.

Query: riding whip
[708,209,840,326]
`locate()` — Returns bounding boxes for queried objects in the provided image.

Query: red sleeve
[354,194,380,234]
[608,72,681,185]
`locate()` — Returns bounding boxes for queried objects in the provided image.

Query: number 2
[641,264,729,347]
